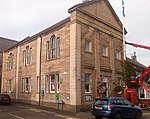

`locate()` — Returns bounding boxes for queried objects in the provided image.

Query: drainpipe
[38,36,42,106]
[16,46,20,101]
[1,52,4,93]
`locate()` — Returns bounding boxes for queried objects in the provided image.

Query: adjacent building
[126,52,150,100]
[1,0,125,112]
[0,37,18,93]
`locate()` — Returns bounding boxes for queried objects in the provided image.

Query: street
[0,103,150,119]
[142,109,150,119]
[0,104,70,119]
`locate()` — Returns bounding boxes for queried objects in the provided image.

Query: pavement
[14,103,150,119]
[15,103,95,119]
[73,111,95,119]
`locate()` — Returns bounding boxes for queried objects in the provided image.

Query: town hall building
[1,0,125,112]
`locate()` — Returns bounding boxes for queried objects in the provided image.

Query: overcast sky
[0,0,150,66]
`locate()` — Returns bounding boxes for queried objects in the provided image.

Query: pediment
[69,0,122,31]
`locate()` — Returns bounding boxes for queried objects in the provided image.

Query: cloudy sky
[0,0,150,66]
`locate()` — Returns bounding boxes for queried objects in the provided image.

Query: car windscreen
[95,99,109,105]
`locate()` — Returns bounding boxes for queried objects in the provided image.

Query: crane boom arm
[125,41,150,50]
[138,65,150,93]
[125,41,150,93]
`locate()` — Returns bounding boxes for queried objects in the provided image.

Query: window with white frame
[50,75,56,93]
[22,77,31,92]
[23,46,32,66]
[46,35,60,60]
[116,50,121,60]
[7,80,13,92]
[85,40,92,52]
[56,74,60,92]
[45,74,59,93]
[102,45,108,57]
[85,73,91,93]
[146,91,150,99]
[51,36,56,59]
[7,53,13,70]
[45,75,49,93]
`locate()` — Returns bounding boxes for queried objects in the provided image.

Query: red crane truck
[125,41,150,110]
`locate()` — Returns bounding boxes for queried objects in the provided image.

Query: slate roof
[126,57,146,68]
[5,0,126,52]
[5,17,70,52]
[0,37,18,52]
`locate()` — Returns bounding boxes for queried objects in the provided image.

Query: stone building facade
[0,37,18,93]
[2,0,125,112]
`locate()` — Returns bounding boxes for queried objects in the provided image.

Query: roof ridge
[4,17,70,52]
[0,36,18,43]
[126,57,146,68]
[68,0,101,13]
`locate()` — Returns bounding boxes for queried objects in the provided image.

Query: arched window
[51,35,56,59]
[23,46,32,66]
[46,35,60,60]
[7,53,13,70]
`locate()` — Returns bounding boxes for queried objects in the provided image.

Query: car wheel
[95,116,102,119]
[114,113,121,119]
[135,111,142,119]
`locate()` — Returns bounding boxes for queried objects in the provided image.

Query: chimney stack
[131,52,137,61]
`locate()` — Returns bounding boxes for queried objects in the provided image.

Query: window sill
[115,59,122,61]
[102,55,109,58]
[50,92,60,94]
[24,64,32,66]
[22,92,31,93]
[46,57,60,62]
[85,92,91,94]
[8,91,13,93]
[50,91,56,94]
[84,50,92,54]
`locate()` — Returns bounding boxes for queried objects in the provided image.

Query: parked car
[0,93,11,105]
[91,97,142,119]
